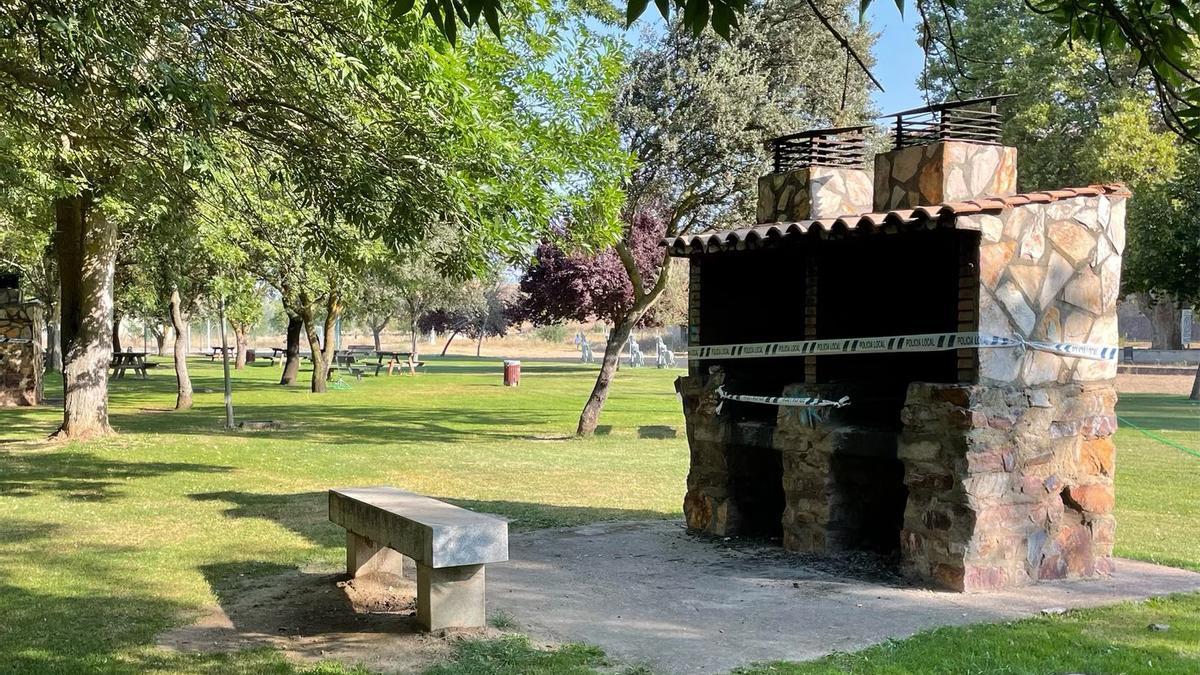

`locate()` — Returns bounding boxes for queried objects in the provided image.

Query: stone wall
[757,167,873,223]
[873,141,1017,212]
[773,383,905,554]
[678,370,737,535]
[966,193,1127,386]
[0,288,43,407]
[678,141,1126,593]
[898,382,1116,591]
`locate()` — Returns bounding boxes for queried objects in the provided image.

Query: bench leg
[346,532,405,578]
[416,563,485,631]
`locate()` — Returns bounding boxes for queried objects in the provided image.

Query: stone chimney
[0,272,43,407]
[757,126,873,223]
[873,96,1017,211]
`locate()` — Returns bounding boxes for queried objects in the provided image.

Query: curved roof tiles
[663,184,1129,256]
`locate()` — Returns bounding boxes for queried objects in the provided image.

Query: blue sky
[865,4,926,114]
[619,4,929,115]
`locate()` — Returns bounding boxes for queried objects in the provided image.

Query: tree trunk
[169,288,193,410]
[577,317,636,436]
[53,189,116,440]
[300,302,327,393]
[154,327,167,355]
[476,329,484,357]
[112,313,122,353]
[233,325,248,369]
[1189,362,1200,401]
[441,328,461,356]
[1147,296,1183,350]
[218,296,235,427]
[281,312,303,385]
[320,291,339,381]
[575,238,673,437]
[409,315,419,360]
[371,316,389,352]
[45,296,63,372]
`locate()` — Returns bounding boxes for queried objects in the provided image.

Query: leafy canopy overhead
[393,0,1200,141]
[0,0,629,278]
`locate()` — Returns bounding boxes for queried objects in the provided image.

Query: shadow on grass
[0,516,354,674]
[0,448,232,502]
[0,519,62,544]
[0,567,334,673]
[190,491,676,550]
[418,361,599,376]
[109,403,551,446]
[1117,394,1200,433]
[0,581,194,673]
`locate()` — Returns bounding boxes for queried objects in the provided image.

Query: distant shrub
[534,324,568,343]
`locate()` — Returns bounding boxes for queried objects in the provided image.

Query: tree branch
[803,0,885,92]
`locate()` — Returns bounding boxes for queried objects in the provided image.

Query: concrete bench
[328,487,508,630]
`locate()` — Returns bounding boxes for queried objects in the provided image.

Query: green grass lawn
[0,357,1197,674]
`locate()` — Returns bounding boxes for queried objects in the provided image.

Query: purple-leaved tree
[518,2,874,435]
[518,211,668,435]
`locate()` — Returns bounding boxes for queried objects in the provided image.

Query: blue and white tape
[714,386,850,414]
[688,332,1117,362]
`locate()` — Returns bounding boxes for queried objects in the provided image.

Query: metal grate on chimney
[767,125,870,173]
[889,94,1015,149]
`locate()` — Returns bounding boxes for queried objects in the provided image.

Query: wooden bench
[328,487,508,631]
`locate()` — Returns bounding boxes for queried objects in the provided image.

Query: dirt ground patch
[160,521,1200,674]
[1116,372,1196,395]
[489,521,1200,674]
[158,563,501,673]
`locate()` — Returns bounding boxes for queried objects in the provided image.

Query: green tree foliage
[390,0,1200,142]
[0,0,627,431]
[221,276,265,371]
[921,0,1192,349]
[920,0,1178,191]
[569,0,875,435]
[1125,147,1200,306]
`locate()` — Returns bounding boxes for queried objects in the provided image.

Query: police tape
[687,332,1118,362]
[714,386,850,414]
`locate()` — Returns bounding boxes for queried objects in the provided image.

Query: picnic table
[372,350,423,376]
[110,351,156,379]
[208,346,231,361]
[270,347,313,366]
[329,351,373,380]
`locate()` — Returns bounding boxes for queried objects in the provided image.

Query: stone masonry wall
[873,141,1017,212]
[773,383,903,554]
[966,194,1127,386]
[678,146,1125,592]
[899,382,1116,591]
[0,288,43,407]
[757,167,873,223]
[678,370,738,535]
[899,191,1125,591]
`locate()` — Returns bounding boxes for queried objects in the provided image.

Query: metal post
[219,296,235,429]
[335,316,342,351]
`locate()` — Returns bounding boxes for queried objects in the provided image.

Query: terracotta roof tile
[663,183,1128,255]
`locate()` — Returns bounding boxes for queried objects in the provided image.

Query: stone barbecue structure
[666,96,1128,592]
[0,273,42,407]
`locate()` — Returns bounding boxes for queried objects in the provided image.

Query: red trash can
[503,359,521,387]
